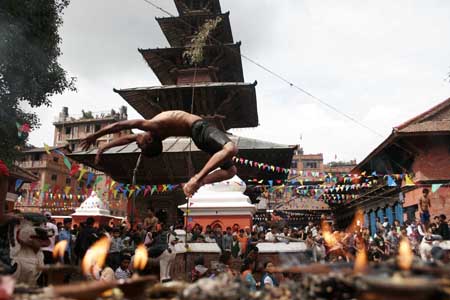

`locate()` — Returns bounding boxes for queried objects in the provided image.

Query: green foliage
[0,0,75,166]
[81,110,93,119]
[183,16,222,65]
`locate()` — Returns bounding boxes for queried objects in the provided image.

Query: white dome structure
[178,175,256,229]
[72,191,111,217]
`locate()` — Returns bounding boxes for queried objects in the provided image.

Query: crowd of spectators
[2,205,449,288]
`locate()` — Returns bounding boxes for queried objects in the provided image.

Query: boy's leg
[183,142,237,197]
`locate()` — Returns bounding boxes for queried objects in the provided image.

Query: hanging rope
[184,64,198,244]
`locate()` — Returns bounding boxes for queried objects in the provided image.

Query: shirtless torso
[144,111,202,139]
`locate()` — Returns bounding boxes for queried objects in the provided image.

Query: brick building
[16,107,132,216]
[337,97,450,231]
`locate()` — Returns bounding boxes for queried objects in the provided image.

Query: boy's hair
[141,135,163,158]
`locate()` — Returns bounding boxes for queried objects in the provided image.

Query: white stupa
[178,175,256,229]
[71,191,111,217]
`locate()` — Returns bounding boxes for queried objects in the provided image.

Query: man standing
[143,209,159,233]
[42,212,58,265]
[222,227,233,252]
[419,188,431,228]
[58,219,72,264]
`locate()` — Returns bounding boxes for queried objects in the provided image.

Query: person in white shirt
[265,227,277,242]
[41,212,59,264]
[115,255,132,280]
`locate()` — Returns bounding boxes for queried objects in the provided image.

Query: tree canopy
[0,0,75,166]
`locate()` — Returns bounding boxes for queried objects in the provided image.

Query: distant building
[16,107,131,216]
[53,106,130,152]
[323,160,357,176]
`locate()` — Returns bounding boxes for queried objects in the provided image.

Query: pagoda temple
[70,0,294,224]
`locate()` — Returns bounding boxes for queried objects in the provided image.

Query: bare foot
[183,176,202,197]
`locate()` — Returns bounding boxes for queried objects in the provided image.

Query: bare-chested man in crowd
[80,111,238,197]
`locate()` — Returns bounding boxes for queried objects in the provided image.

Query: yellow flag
[113,190,118,198]
[64,186,71,195]
[404,174,415,186]
[77,168,87,181]
[110,180,116,189]
[44,143,51,154]
[129,189,135,198]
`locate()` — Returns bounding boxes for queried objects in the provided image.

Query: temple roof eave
[68,136,294,185]
[137,42,244,85]
[156,12,233,47]
[113,82,258,130]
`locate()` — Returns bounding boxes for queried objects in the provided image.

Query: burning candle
[82,237,111,278]
[397,238,413,271]
[133,244,149,273]
[53,240,68,264]
[354,248,368,274]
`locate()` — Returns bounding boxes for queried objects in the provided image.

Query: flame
[133,244,148,270]
[398,238,413,270]
[53,240,68,261]
[354,248,368,273]
[347,209,364,234]
[82,237,111,276]
[321,220,338,247]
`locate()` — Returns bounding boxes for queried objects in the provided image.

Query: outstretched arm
[95,134,138,164]
[80,119,154,151]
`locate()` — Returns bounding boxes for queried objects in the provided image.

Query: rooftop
[354,97,450,173]
[22,145,69,154]
[156,12,233,48]
[114,82,258,130]
[175,0,222,16]
[138,42,244,85]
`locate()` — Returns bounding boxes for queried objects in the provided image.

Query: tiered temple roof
[138,43,244,84]
[70,0,293,185]
[157,12,233,48]
[174,0,222,16]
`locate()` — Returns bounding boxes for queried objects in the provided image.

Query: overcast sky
[28,0,450,163]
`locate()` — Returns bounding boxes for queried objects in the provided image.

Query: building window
[303,161,318,169]
[65,127,71,135]
[53,157,59,163]
[66,178,71,185]
[291,160,298,169]
[70,143,76,151]
[32,153,41,161]
[94,124,101,132]
[85,124,91,133]
[51,174,57,181]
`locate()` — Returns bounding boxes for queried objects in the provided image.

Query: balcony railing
[17,160,48,169]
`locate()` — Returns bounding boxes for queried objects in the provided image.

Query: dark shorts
[421,211,430,223]
[191,120,234,170]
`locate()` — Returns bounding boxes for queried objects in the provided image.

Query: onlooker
[240,259,257,291]
[438,214,449,240]
[58,218,72,265]
[222,227,233,252]
[143,208,158,233]
[237,229,248,257]
[261,261,279,288]
[42,212,59,265]
[231,233,240,258]
[74,217,98,260]
[109,228,124,270]
[419,188,431,228]
[115,255,132,280]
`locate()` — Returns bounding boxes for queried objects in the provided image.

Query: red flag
[69,163,80,176]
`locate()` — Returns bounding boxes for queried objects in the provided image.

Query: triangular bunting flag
[404,174,415,186]
[432,184,442,193]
